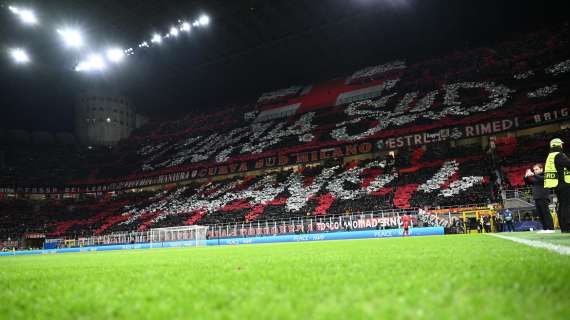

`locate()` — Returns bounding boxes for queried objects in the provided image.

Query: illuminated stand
[149,226,208,248]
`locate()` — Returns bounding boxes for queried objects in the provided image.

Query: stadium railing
[504,187,533,201]
[35,204,496,248]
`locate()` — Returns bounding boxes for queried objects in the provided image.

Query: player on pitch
[402,213,411,236]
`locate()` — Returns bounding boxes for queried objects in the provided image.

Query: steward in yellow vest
[544,138,570,233]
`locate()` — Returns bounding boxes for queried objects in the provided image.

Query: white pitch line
[489,233,570,256]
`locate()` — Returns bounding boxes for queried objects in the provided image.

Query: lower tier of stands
[1,154,495,239]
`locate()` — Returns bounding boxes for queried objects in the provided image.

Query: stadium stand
[1,151,493,238]
[1,24,569,241]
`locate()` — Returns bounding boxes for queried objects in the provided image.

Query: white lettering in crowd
[533,107,568,124]
[118,160,484,229]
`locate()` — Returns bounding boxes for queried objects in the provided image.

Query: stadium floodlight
[87,54,105,70]
[57,28,84,48]
[9,48,30,64]
[151,34,162,44]
[106,48,124,63]
[75,54,106,72]
[169,27,179,37]
[18,9,38,25]
[139,41,149,48]
[180,22,191,32]
[192,20,200,27]
[8,6,38,25]
[75,61,88,71]
[198,15,210,26]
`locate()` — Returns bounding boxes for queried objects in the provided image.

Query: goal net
[149,225,208,247]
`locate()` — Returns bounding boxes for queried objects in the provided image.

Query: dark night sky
[0,0,567,132]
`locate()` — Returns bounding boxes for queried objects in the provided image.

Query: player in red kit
[402,214,411,236]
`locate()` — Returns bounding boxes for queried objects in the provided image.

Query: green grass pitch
[1,234,569,320]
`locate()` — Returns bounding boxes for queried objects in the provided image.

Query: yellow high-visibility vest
[544,152,570,188]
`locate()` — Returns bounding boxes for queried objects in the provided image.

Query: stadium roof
[0,0,567,131]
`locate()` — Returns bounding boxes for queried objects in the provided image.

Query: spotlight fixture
[57,28,84,48]
[180,22,191,32]
[8,6,38,25]
[9,48,30,64]
[106,48,125,63]
[151,34,162,44]
[75,54,106,72]
[198,15,210,26]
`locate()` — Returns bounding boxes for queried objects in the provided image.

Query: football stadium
[1,1,569,319]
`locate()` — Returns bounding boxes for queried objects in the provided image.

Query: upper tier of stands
[1,25,569,189]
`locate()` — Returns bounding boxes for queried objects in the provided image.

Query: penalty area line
[488,233,570,256]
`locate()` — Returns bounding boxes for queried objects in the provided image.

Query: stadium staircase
[503,188,534,209]
[393,184,418,209]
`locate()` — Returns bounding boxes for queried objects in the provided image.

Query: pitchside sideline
[0,226,444,256]
[0,233,569,320]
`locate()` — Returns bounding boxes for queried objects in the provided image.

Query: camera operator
[524,163,554,231]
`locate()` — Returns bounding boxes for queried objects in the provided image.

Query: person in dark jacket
[543,138,570,233]
[524,163,554,230]
[502,208,515,232]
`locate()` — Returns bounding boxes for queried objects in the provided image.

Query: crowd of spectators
[0,146,496,239]
[1,24,569,241]
[1,25,567,187]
